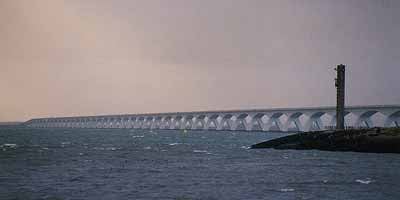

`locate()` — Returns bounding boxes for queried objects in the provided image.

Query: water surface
[1,128,400,200]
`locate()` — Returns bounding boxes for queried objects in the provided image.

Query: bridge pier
[205,114,219,130]
[194,115,206,130]
[284,112,304,132]
[304,112,328,131]
[249,113,266,131]
[219,114,234,130]
[384,111,400,128]
[265,113,284,131]
[233,113,250,131]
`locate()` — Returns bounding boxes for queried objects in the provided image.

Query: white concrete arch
[113,117,121,128]
[152,116,162,129]
[233,113,249,131]
[182,115,194,129]
[135,117,145,129]
[194,115,206,130]
[121,117,129,128]
[172,116,183,129]
[249,113,267,131]
[305,111,328,131]
[220,114,234,130]
[160,116,171,129]
[130,117,137,129]
[265,112,284,131]
[143,116,153,129]
[353,110,379,128]
[284,112,305,132]
[384,111,400,127]
[206,114,219,130]
[99,118,105,128]
[81,118,88,128]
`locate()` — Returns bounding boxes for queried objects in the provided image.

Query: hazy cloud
[1,0,399,121]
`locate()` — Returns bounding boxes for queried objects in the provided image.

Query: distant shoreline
[0,122,22,126]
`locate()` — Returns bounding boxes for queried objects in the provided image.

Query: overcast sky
[1,0,399,121]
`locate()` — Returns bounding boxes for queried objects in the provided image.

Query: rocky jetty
[251,128,400,153]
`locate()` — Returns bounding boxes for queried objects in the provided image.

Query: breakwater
[252,128,400,153]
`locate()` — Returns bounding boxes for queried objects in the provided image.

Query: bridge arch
[233,113,250,131]
[353,110,379,128]
[206,114,220,130]
[182,115,194,129]
[194,115,206,129]
[305,111,329,131]
[265,112,284,131]
[220,114,234,130]
[162,116,173,129]
[249,113,266,131]
[172,116,183,129]
[284,112,305,132]
[384,111,400,127]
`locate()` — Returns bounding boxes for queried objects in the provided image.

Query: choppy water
[1,128,400,200]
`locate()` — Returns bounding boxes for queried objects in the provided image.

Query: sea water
[1,128,400,200]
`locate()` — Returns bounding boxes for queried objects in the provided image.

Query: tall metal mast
[335,64,346,130]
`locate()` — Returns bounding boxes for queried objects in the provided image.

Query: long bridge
[23,105,400,132]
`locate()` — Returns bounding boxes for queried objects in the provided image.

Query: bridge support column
[182,116,194,130]
[161,117,172,129]
[135,118,143,129]
[205,115,219,130]
[219,114,234,130]
[353,111,377,128]
[194,115,206,130]
[145,117,154,129]
[96,118,103,128]
[233,114,250,131]
[265,113,283,131]
[249,113,266,131]
[172,116,182,130]
[122,118,128,129]
[383,111,400,128]
[117,118,123,128]
[304,112,328,131]
[283,112,304,132]
[152,117,161,129]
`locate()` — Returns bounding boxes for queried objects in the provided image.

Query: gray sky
[1,0,399,121]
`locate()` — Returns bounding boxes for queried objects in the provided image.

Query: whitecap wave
[1,144,17,148]
[61,142,71,147]
[193,150,208,153]
[169,143,180,146]
[279,188,295,192]
[93,147,119,151]
[356,179,373,184]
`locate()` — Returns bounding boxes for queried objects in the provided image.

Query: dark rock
[251,128,400,153]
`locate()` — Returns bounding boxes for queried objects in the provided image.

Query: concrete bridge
[24,105,400,132]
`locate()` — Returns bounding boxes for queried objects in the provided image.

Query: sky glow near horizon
[1,0,399,121]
